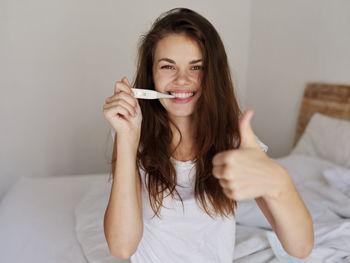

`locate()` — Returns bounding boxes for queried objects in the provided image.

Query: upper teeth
[170,92,194,98]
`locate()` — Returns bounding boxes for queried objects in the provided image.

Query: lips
[167,89,197,99]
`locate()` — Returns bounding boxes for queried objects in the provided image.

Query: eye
[191,65,203,70]
[160,65,175,70]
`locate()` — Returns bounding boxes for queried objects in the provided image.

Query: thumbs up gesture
[212,109,290,201]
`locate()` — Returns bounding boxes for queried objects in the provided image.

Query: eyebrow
[157,58,203,64]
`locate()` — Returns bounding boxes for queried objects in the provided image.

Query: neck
[169,116,196,161]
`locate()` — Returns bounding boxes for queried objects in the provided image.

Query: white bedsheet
[234,220,350,263]
[74,178,129,263]
[235,154,350,262]
[0,174,108,263]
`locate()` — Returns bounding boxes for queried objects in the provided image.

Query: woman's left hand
[212,109,291,201]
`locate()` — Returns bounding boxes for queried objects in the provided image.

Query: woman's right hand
[103,77,142,144]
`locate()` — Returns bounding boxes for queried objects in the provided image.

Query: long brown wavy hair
[111,8,242,219]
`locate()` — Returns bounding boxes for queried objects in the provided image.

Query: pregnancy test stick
[131,88,175,99]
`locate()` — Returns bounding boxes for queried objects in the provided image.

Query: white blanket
[234,220,350,263]
[234,154,350,262]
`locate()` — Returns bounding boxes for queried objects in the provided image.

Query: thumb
[122,77,131,86]
[122,77,141,109]
[239,109,260,149]
[121,77,134,95]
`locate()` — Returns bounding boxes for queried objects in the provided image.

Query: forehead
[154,33,202,61]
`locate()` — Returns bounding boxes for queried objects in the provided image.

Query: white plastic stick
[131,88,175,99]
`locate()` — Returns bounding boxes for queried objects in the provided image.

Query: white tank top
[110,127,268,262]
[130,158,236,263]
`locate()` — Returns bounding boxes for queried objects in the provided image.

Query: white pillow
[75,179,131,263]
[292,113,350,168]
[323,167,350,195]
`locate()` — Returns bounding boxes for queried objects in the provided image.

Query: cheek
[153,71,173,92]
[190,72,202,86]
[192,75,202,94]
[152,71,159,90]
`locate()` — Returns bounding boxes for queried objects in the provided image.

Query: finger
[212,165,225,178]
[213,164,235,180]
[104,99,136,117]
[106,91,137,108]
[122,77,132,88]
[114,79,133,95]
[104,104,133,119]
[212,150,233,166]
[122,77,143,112]
[239,109,260,149]
[122,77,134,96]
[218,178,231,189]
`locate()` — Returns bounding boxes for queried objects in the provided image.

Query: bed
[0,83,349,263]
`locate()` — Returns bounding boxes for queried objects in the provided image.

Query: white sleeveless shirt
[130,158,236,263]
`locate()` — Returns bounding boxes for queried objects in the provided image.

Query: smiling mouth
[167,91,196,98]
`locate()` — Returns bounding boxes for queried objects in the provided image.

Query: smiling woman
[102,7,313,263]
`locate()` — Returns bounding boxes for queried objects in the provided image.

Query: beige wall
[0,0,251,199]
[246,0,350,157]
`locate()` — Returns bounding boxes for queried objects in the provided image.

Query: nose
[174,69,190,86]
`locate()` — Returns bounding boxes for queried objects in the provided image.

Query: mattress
[0,174,107,263]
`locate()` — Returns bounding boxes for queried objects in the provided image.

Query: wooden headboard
[294,83,350,146]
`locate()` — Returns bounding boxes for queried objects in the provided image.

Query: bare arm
[104,137,143,259]
[102,77,143,259]
[255,164,314,258]
[212,110,314,259]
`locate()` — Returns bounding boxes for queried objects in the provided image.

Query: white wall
[246,0,350,157]
[0,0,251,199]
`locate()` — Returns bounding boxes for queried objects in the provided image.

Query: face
[152,33,203,120]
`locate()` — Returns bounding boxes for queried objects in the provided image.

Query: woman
[103,8,313,262]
